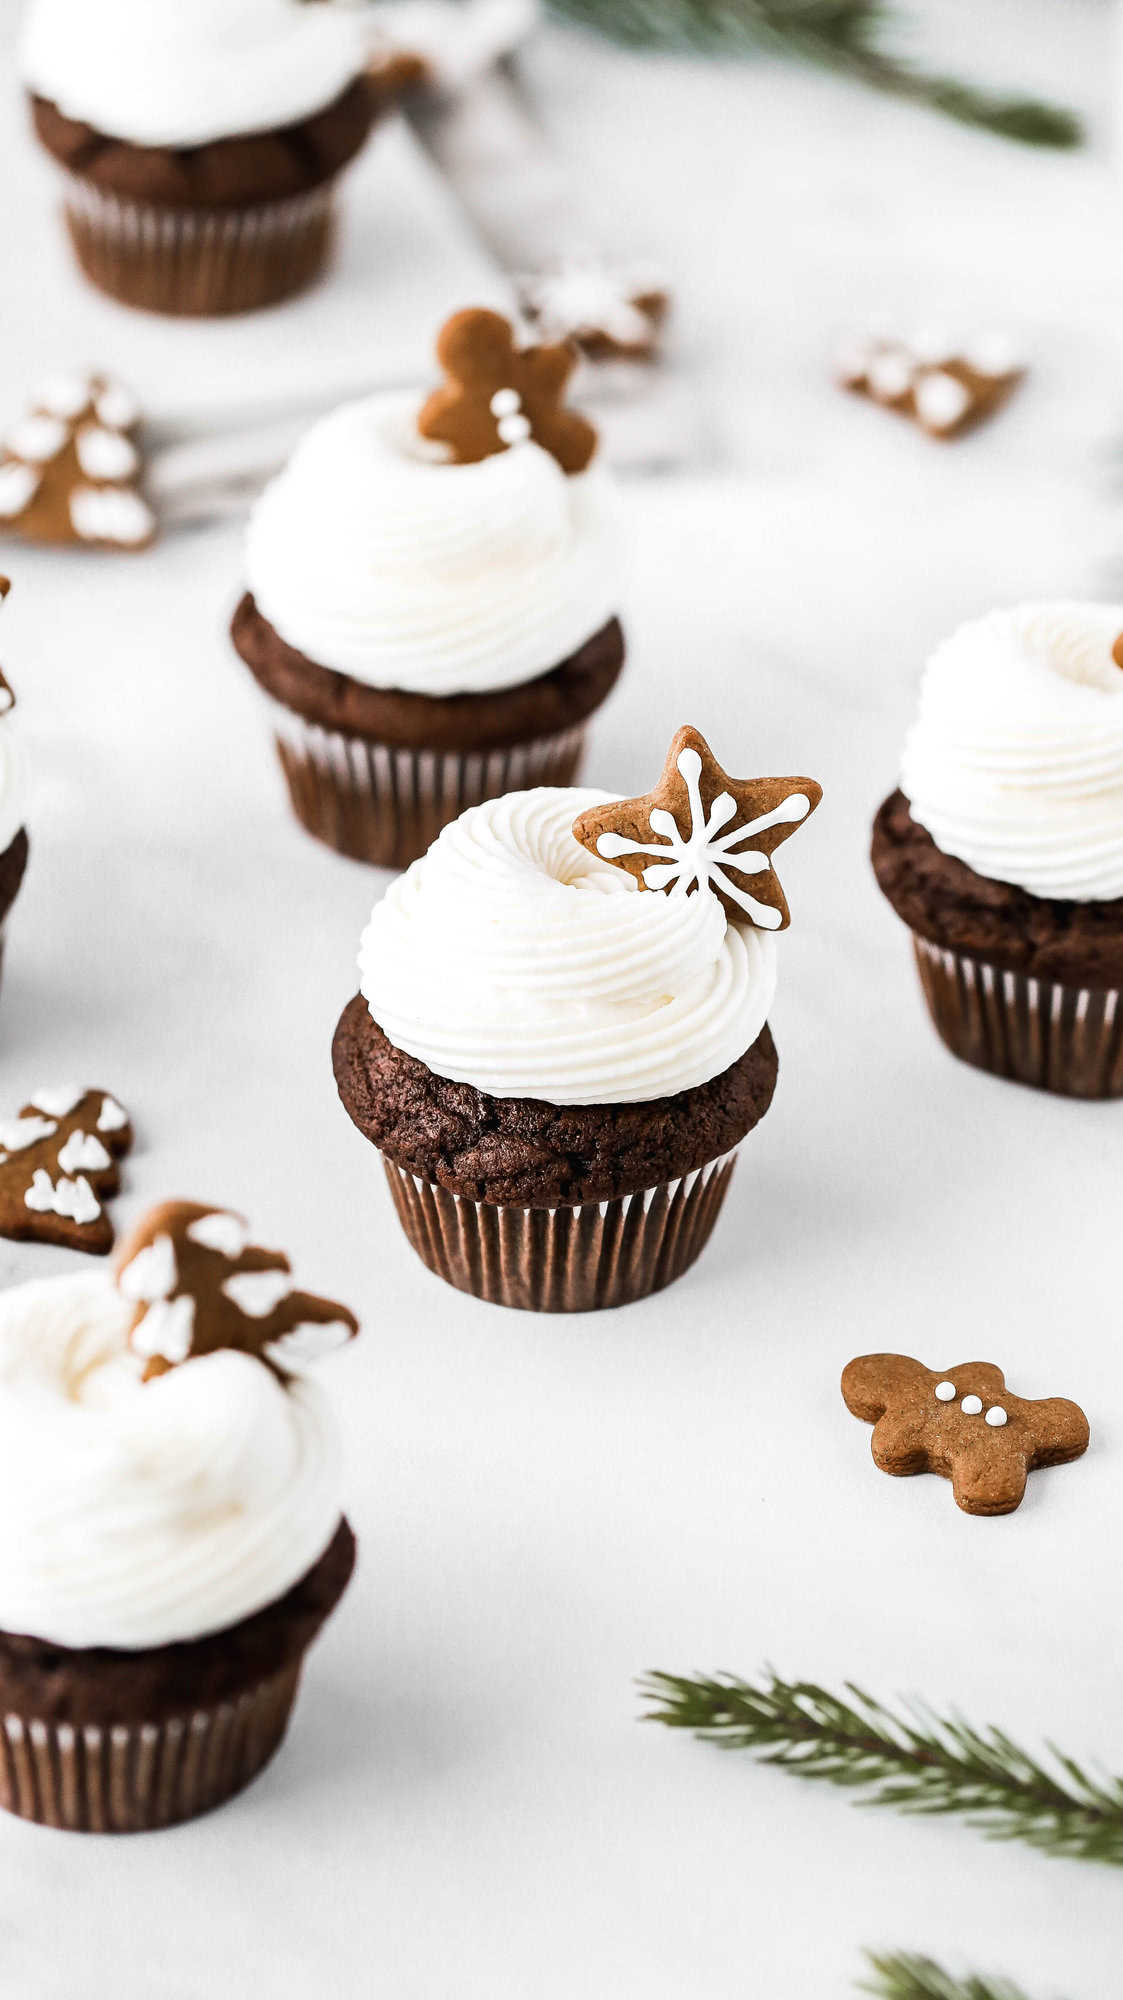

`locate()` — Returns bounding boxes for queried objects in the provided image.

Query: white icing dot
[118,1234,177,1304]
[97,1095,128,1133]
[94,381,139,430]
[489,387,521,418]
[986,1406,1008,1428]
[187,1209,249,1258]
[0,462,40,519]
[31,1086,85,1118]
[961,1394,983,1416]
[68,485,154,547]
[964,332,1021,378]
[914,370,972,433]
[36,375,93,420]
[0,1116,57,1153]
[223,1268,293,1318]
[56,1130,111,1175]
[6,414,68,463]
[866,349,914,401]
[75,425,138,482]
[497,412,532,444]
[934,1380,956,1402]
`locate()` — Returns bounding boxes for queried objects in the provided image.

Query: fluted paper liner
[0,1661,301,1833]
[384,1147,741,1311]
[62,178,338,316]
[263,693,588,868]
[913,936,1123,1098]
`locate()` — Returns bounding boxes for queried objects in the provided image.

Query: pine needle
[639,1670,1123,1866]
[859,1950,1066,2000]
[544,0,1082,148]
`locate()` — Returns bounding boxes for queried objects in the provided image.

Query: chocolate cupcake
[233,307,626,868]
[334,727,821,1310]
[20,0,379,316]
[0,1200,358,1832]
[872,603,1123,1097]
[0,584,30,997]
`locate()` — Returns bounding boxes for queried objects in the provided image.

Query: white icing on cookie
[31,1087,86,1118]
[75,425,139,482]
[69,485,155,547]
[97,1095,128,1133]
[187,1210,249,1258]
[934,1380,956,1402]
[56,1131,112,1176]
[129,1293,195,1366]
[222,1269,295,1318]
[24,1169,100,1227]
[6,414,67,463]
[117,1233,177,1305]
[960,1394,983,1416]
[986,1406,1008,1427]
[0,1116,57,1154]
[0,463,40,519]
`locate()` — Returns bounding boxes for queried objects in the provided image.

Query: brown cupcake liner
[913,936,1123,1098]
[262,693,588,867]
[383,1146,742,1311]
[61,177,338,316]
[0,1661,301,1834]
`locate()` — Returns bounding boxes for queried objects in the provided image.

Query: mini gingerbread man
[841,1353,1089,1516]
[115,1200,358,1381]
[0,1087,133,1253]
[572,725,822,929]
[417,307,597,474]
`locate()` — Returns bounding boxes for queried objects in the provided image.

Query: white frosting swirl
[0,1273,344,1650]
[358,788,777,1103]
[900,603,1123,901]
[244,391,619,697]
[20,0,370,148]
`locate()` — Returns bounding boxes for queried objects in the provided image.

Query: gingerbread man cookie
[115,1200,359,1381]
[572,725,822,930]
[417,307,597,474]
[0,373,156,550]
[0,1088,133,1253]
[841,1354,1089,1516]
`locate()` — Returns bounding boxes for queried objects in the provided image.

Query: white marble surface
[0,7,1121,1996]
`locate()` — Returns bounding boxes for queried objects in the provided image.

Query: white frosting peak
[358,787,777,1104]
[900,603,1123,901]
[0,1273,344,1649]
[244,391,619,697]
[21,0,370,149]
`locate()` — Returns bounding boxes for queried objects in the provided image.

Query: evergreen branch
[544,0,1081,148]
[639,1670,1123,1865]
[859,1950,1065,2000]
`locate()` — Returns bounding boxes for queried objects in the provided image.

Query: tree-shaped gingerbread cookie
[0,1087,133,1252]
[0,373,155,550]
[417,307,596,473]
[115,1200,359,1380]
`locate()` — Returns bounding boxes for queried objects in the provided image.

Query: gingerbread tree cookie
[834,333,1024,440]
[0,1087,133,1253]
[417,308,596,473]
[115,1200,359,1381]
[842,1353,1089,1516]
[0,374,156,550]
[573,725,822,929]
[518,262,670,361]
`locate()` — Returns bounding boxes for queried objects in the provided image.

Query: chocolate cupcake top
[0,583,28,857]
[21,0,370,149]
[243,311,618,700]
[358,729,820,1105]
[900,603,1123,902]
[0,1201,357,1650]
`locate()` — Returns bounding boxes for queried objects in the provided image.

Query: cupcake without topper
[841,1353,1089,1516]
[0,1088,132,1252]
[417,307,597,473]
[0,374,155,550]
[571,725,822,930]
[115,1199,358,1381]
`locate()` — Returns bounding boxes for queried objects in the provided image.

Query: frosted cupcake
[21,0,379,316]
[0,1199,358,1833]
[333,726,821,1310]
[232,307,625,868]
[0,583,30,995]
[872,603,1123,1096]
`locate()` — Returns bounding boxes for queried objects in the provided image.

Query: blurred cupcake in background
[232,307,626,868]
[333,726,820,1310]
[0,1199,358,1833]
[872,603,1123,1097]
[21,0,381,315]
[0,583,30,999]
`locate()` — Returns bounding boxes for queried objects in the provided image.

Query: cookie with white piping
[0,1087,132,1253]
[834,330,1024,439]
[0,375,155,550]
[841,1354,1089,1516]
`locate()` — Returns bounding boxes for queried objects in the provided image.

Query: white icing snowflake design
[594,744,814,930]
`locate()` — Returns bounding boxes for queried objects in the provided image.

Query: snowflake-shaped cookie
[571,725,822,929]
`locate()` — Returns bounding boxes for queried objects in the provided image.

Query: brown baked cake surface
[0,827,28,928]
[872,788,1123,988]
[233,594,627,753]
[333,995,778,1207]
[30,79,375,209]
[0,1518,355,1727]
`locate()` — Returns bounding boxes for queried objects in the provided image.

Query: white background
[0,3,1121,1995]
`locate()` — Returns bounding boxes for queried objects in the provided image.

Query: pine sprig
[639,1670,1123,1865]
[544,0,1081,148]
[859,1950,1062,2000]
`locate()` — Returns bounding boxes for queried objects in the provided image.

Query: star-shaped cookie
[571,725,822,929]
[841,1353,1089,1516]
[417,307,596,474]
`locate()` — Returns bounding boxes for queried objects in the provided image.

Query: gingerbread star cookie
[572,725,822,929]
[417,307,597,474]
[115,1200,359,1382]
[842,1354,1089,1516]
[0,373,156,550]
[834,332,1024,440]
[0,1088,133,1253]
